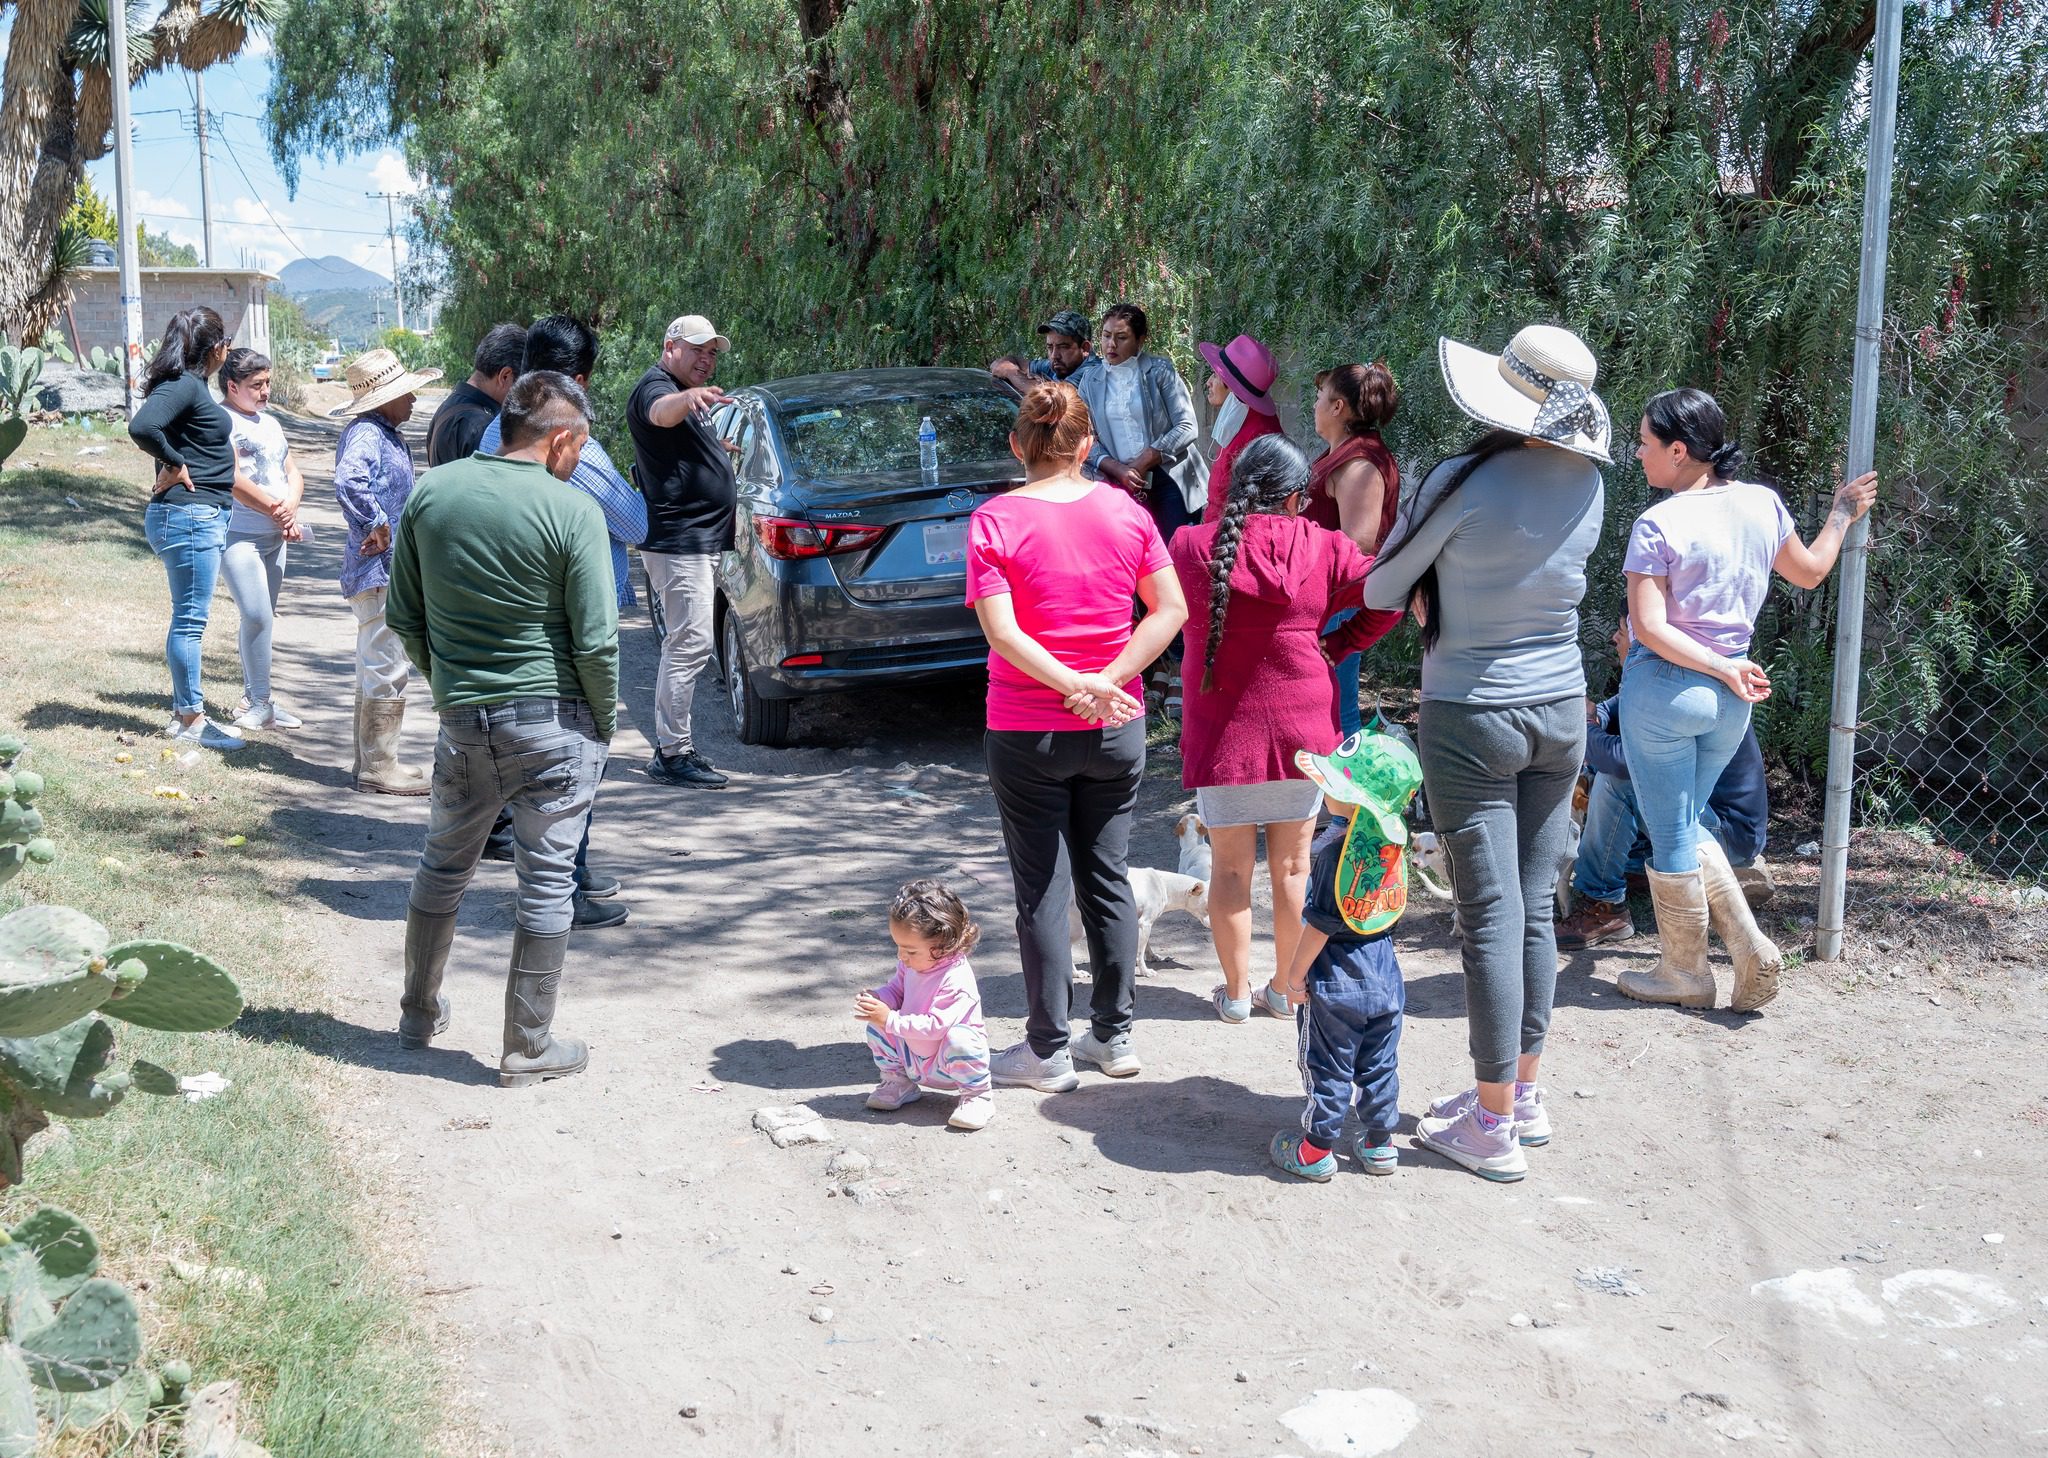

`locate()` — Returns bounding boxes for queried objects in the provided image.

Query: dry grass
[1,439,442,1456]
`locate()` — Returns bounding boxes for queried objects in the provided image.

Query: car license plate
[922,520,968,566]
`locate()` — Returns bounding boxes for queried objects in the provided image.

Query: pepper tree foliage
[269,1,2048,785]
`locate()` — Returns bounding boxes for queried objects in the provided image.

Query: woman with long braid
[1168,436,1402,1023]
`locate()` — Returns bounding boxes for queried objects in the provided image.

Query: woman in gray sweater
[1362,325,1608,1183]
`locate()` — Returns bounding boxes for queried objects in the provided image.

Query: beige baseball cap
[664,314,731,350]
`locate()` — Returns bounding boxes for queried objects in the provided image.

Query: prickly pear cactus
[0,742,53,890]
[0,744,244,1185]
[0,1206,144,1452]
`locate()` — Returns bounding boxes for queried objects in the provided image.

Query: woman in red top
[1170,435,1401,1022]
[1199,333,1286,518]
[967,382,1189,1093]
[1307,362,1402,738]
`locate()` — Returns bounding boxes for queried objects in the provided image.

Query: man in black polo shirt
[628,313,737,788]
[425,322,526,466]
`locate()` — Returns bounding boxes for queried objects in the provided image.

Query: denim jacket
[1075,353,1205,511]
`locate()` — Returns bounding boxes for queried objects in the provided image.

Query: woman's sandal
[1211,985,1251,1023]
[1251,983,1294,1020]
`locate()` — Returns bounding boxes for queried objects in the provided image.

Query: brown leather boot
[1557,897,1636,949]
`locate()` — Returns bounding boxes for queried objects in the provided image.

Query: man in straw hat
[331,345,442,794]
[387,370,618,1086]
[628,313,738,789]
[1361,323,1608,1184]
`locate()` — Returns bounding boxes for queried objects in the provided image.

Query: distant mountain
[277,255,390,296]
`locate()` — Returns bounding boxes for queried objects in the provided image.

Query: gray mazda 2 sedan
[701,367,1022,746]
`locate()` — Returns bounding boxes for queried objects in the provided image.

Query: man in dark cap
[1028,308,1102,387]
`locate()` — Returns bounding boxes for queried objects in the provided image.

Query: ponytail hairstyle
[1642,386,1745,478]
[220,348,271,389]
[144,306,228,395]
[1201,434,1311,692]
[1012,379,1094,467]
[1371,428,1527,653]
[1314,362,1400,435]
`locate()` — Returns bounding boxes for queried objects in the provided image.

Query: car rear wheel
[723,611,793,748]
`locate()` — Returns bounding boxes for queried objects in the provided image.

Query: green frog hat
[1295,730,1426,936]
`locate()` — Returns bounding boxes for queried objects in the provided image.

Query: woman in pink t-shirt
[967,381,1189,1094]
[1618,387,1877,1016]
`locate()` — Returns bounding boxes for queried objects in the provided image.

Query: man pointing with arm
[629,314,738,788]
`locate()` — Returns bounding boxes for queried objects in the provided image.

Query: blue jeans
[409,699,608,936]
[1325,608,1362,737]
[142,499,228,716]
[1618,647,1752,874]
[1295,938,1403,1146]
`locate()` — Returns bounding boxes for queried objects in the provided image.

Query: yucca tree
[0,0,285,342]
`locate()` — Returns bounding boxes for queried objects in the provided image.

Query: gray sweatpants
[1418,696,1584,1085]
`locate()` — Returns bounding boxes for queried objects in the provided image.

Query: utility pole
[195,73,214,267]
[366,191,408,331]
[1815,0,1904,962]
[109,8,143,412]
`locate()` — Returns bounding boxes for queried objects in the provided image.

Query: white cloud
[367,151,422,196]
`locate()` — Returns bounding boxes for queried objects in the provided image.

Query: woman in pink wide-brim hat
[1198,334,1286,518]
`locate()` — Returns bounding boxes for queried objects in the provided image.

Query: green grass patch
[2,451,442,1456]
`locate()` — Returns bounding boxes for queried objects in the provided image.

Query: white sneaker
[233,699,302,731]
[166,716,246,753]
[1427,1084,1552,1147]
[1071,1028,1141,1078]
[1414,1100,1528,1182]
[947,1092,993,1131]
[989,1041,1080,1093]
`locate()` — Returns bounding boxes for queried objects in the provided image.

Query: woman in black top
[130,307,283,751]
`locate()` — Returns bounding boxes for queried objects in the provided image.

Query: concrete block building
[62,266,275,356]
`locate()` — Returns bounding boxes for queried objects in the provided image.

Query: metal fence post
[1815,0,1906,962]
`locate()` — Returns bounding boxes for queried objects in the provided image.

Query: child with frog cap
[1268,729,1425,1180]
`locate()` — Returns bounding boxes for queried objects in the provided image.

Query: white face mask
[1212,394,1249,448]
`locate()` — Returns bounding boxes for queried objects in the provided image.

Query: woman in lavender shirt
[1617,388,1876,1014]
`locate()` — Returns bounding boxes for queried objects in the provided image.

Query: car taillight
[753,517,886,559]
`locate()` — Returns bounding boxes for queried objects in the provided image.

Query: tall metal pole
[367,192,408,331]
[108,7,144,413]
[195,73,215,268]
[1815,0,1904,962]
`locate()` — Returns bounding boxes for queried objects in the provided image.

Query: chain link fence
[1840,311,2048,885]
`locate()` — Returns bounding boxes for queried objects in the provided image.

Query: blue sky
[79,40,422,291]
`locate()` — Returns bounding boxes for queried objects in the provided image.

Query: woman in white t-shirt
[1618,387,1876,1013]
[220,349,307,730]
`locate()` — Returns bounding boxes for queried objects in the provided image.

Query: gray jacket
[1363,445,1605,707]
[1076,353,1206,511]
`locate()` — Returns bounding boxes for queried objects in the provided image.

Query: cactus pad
[129,1061,179,1097]
[4,774,38,806]
[0,908,107,981]
[0,908,115,1040]
[16,1277,143,1392]
[0,1343,36,1458]
[0,1019,125,1120]
[9,1210,98,1303]
[94,943,241,1033]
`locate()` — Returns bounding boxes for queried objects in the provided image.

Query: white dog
[1173,813,1212,883]
[1071,866,1209,978]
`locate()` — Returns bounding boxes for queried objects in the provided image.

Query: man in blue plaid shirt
[475,315,648,929]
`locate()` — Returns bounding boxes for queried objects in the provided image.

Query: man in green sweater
[387,370,619,1087]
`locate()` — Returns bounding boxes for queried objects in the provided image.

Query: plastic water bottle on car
[918,416,939,484]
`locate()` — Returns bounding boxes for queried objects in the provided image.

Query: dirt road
[252,410,2044,1457]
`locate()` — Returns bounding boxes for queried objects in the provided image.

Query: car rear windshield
[774,390,1018,480]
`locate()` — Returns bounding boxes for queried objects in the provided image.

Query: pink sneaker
[1425,1085,1553,1147]
[1415,1098,1528,1182]
[865,1075,921,1111]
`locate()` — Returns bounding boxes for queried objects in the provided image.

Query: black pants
[985,722,1145,1056]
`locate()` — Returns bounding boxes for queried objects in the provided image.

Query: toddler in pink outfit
[855,879,992,1131]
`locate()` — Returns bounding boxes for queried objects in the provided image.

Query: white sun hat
[1437,324,1611,463]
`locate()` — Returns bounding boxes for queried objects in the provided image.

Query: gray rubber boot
[398,905,457,1049]
[1619,868,1717,1009]
[357,697,430,796]
[499,928,588,1088]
